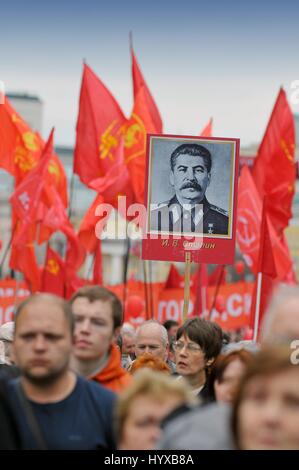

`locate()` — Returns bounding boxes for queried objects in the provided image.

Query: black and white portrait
[147,136,236,237]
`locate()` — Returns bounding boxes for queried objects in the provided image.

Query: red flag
[65,274,87,300]
[78,194,107,253]
[165,264,185,289]
[193,264,209,317]
[281,234,297,283]
[10,130,54,245]
[165,263,201,290]
[42,188,86,277]
[88,140,134,208]
[0,99,68,205]
[74,63,127,186]
[41,246,65,297]
[131,47,163,134]
[81,142,134,252]
[200,118,213,137]
[208,265,227,286]
[237,166,292,280]
[124,86,157,203]
[0,97,41,180]
[252,88,296,235]
[9,243,41,293]
[250,199,277,341]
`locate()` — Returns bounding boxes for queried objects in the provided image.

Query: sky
[1,0,299,148]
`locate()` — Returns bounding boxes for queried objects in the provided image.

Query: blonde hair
[115,369,197,442]
[232,346,299,448]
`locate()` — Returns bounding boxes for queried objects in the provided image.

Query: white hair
[0,322,14,365]
[0,321,14,342]
[261,283,299,341]
[136,320,168,347]
[120,323,136,339]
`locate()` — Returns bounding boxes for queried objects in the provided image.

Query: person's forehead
[130,394,180,413]
[123,334,135,343]
[174,154,208,168]
[272,299,299,335]
[246,367,299,392]
[137,327,164,345]
[179,333,199,345]
[223,358,245,377]
[72,297,113,318]
[16,301,67,331]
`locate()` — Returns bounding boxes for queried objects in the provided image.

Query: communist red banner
[252,88,296,236]
[109,280,253,331]
[0,276,253,331]
[237,166,292,280]
[0,98,67,205]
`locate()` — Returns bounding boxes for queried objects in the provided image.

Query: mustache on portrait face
[180,181,202,191]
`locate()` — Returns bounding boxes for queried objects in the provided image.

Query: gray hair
[0,322,14,342]
[136,320,169,347]
[261,283,299,341]
[0,322,15,365]
[120,323,136,339]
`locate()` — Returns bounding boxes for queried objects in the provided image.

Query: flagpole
[148,260,154,319]
[0,221,17,278]
[68,173,75,220]
[122,234,130,323]
[202,286,207,318]
[182,252,191,323]
[143,260,150,321]
[253,271,263,342]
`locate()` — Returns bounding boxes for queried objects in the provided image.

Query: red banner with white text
[0,279,30,325]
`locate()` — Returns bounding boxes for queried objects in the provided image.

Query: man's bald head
[135,321,169,360]
[15,294,74,335]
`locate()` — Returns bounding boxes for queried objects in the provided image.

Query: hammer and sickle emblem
[99,120,120,161]
[46,259,60,275]
[22,132,39,152]
[48,159,60,182]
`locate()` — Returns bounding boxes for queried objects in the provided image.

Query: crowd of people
[0,283,299,450]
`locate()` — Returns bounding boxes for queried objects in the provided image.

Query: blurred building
[6,92,43,133]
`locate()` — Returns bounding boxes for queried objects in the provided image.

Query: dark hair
[176,318,223,361]
[231,346,297,449]
[14,294,74,334]
[163,320,179,331]
[170,144,212,173]
[69,285,123,331]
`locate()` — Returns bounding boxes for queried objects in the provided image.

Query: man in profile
[150,143,229,235]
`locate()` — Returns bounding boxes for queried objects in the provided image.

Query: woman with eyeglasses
[173,318,223,402]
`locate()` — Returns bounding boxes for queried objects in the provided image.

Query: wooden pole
[253,271,263,343]
[182,252,191,323]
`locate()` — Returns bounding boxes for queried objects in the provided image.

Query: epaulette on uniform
[210,204,229,217]
[156,201,169,209]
